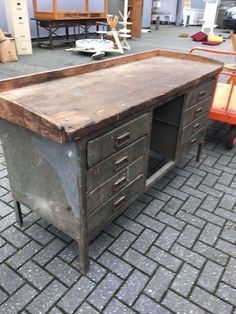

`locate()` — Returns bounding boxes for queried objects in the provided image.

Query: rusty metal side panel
[0,119,83,240]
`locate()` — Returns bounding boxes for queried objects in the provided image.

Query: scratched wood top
[0,50,222,143]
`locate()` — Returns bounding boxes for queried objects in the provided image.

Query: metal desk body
[33,17,107,49]
[0,50,222,273]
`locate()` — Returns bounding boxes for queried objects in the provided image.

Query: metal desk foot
[196,142,203,162]
[78,238,90,274]
[13,199,23,227]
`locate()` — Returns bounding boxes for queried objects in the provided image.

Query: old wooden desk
[0,50,222,273]
[32,17,107,49]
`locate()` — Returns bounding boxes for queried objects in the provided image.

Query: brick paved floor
[1,26,236,313]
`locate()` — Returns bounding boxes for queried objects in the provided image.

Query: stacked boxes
[5,0,32,55]
[0,28,18,63]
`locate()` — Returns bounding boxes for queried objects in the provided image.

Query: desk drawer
[87,136,148,192]
[182,129,205,154]
[185,80,215,109]
[183,97,211,127]
[87,113,150,167]
[87,156,146,213]
[181,115,208,144]
[88,174,145,233]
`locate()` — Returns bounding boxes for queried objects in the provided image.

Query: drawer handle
[190,138,197,146]
[115,131,130,148]
[197,90,206,101]
[194,107,202,118]
[192,123,200,133]
[113,175,127,192]
[114,155,129,171]
[113,195,127,208]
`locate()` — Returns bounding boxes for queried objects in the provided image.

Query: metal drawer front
[87,113,151,167]
[181,114,208,144]
[88,174,145,234]
[86,136,148,191]
[183,97,211,127]
[87,156,146,213]
[182,129,205,154]
[185,80,216,109]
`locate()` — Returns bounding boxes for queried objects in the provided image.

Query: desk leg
[196,142,203,162]
[66,24,69,41]
[36,20,41,47]
[13,199,23,227]
[49,22,53,49]
[78,229,89,275]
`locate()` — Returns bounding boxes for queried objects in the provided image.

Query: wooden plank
[0,50,222,143]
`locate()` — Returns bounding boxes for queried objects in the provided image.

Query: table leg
[66,24,69,41]
[196,142,203,162]
[78,229,89,274]
[13,199,23,227]
[49,22,53,49]
[36,20,41,47]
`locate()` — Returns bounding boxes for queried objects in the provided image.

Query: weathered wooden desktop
[0,50,222,273]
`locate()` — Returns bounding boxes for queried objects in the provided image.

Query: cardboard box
[0,38,18,63]
[0,28,7,42]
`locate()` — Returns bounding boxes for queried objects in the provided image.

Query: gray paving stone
[0,212,16,232]
[143,198,165,217]
[201,195,219,212]
[217,283,236,306]
[162,197,184,215]
[48,307,64,314]
[75,302,99,314]
[123,248,157,276]
[171,263,199,297]
[199,222,221,246]
[155,226,180,251]
[109,231,136,256]
[1,226,30,248]
[58,241,78,263]
[220,221,236,244]
[33,238,66,266]
[98,251,133,279]
[177,224,200,248]
[196,208,225,227]
[0,243,16,263]
[124,201,146,219]
[197,260,224,292]
[181,185,206,200]
[163,186,188,201]
[18,260,53,290]
[8,241,42,268]
[85,261,107,283]
[104,223,123,238]
[185,174,203,188]
[147,246,182,272]
[223,257,236,288]
[0,236,5,247]
[218,172,234,186]
[58,277,95,313]
[181,196,202,214]
[176,210,205,228]
[145,266,175,301]
[198,184,224,198]
[194,241,229,266]
[115,216,144,235]
[0,264,24,294]
[25,223,55,245]
[190,286,233,314]
[203,155,218,167]
[0,201,13,218]
[215,207,236,224]
[146,188,171,202]
[132,229,157,254]
[156,212,185,231]
[89,233,114,259]
[215,183,235,196]
[162,290,205,314]
[169,174,186,188]
[201,173,218,187]
[46,257,80,286]
[219,194,236,211]
[216,239,236,258]
[135,213,165,233]
[0,284,37,314]
[88,273,123,311]
[116,269,149,306]
[153,176,171,190]
[135,294,171,314]
[171,243,205,269]
[138,193,153,204]
[104,298,135,314]
[0,289,8,305]
[27,280,67,314]
[47,225,72,243]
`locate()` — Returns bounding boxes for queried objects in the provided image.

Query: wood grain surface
[0,50,223,143]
